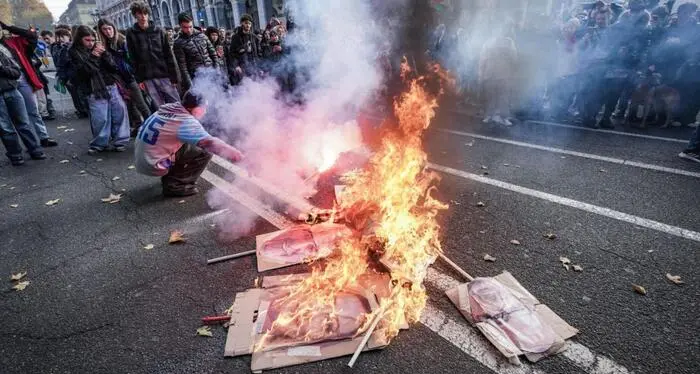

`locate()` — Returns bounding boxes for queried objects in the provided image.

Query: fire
[302,120,363,172]
[257,61,447,349]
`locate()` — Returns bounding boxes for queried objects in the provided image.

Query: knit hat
[240,14,254,24]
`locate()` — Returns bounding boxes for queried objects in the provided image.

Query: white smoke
[190,0,389,239]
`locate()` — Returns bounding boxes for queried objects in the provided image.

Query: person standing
[69,26,130,155]
[0,42,46,165]
[126,1,180,108]
[226,14,261,85]
[51,27,89,118]
[173,13,218,91]
[134,90,243,197]
[205,26,226,71]
[0,21,58,147]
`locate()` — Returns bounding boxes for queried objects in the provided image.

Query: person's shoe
[679,151,700,164]
[30,152,47,160]
[599,121,615,129]
[502,118,513,127]
[113,145,127,152]
[87,147,101,155]
[492,115,505,125]
[482,116,492,124]
[163,187,199,197]
[9,157,25,166]
[671,121,683,127]
[686,122,699,128]
[40,138,58,147]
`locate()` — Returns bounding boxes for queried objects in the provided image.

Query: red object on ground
[201,315,231,325]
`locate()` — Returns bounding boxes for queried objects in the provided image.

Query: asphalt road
[1,89,698,374]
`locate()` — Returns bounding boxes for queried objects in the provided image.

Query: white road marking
[428,162,700,243]
[437,128,700,179]
[526,120,687,144]
[200,161,634,374]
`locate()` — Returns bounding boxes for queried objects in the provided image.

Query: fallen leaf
[560,156,566,159]
[562,264,570,271]
[112,176,120,181]
[572,265,583,272]
[143,244,155,250]
[96,158,103,162]
[196,326,213,337]
[559,257,571,265]
[465,141,474,147]
[79,170,86,174]
[480,165,488,170]
[543,233,557,240]
[209,224,216,228]
[168,230,185,244]
[483,254,497,262]
[503,163,510,166]
[599,168,607,173]
[647,250,654,253]
[478,230,487,234]
[449,200,461,205]
[45,199,61,206]
[632,284,647,295]
[10,204,18,208]
[10,271,27,281]
[66,141,74,145]
[476,201,485,207]
[101,193,122,204]
[510,239,521,245]
[64,128,75,132]
[9,186,15,190]
[59,159,69,164]
[127,165,136,170]
[178,200,186,204]
[13,281,30,291]
[665,273,684,285]
[0,184,6,187]
[57,125,67,129]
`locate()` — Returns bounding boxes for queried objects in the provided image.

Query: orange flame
[257,60,448,348]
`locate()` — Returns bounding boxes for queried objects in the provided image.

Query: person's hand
[229,147,244,162]
[92,42,105,57]
[272,45,282,53]
[235,66,243,75]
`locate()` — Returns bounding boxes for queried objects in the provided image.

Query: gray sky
[45,0,71,21]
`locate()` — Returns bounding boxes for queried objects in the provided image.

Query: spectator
[36,31,56,121]
[205,26,226,70]
[126,1,180,108]
[134,90,243,197]
[673,51,700,127]
[550,17,581,120]
[173,13,218,91]
[478,31,518,126]
[50,27,89,118]
[0,21,58,147]
[0,41,46,165]
[97,18,151,134]
[227,14,261,85]
[69,26,130,155]
[678,126,700,163]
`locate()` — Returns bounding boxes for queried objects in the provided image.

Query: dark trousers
[67,83,88,116]
[161,144,212,194]
[676,82,700,125]
[126,81,151,126]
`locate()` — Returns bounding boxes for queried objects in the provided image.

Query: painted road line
[428,162,700,243]
[526,120,687,144]
[437,128,700,179]
[424,269,632,374]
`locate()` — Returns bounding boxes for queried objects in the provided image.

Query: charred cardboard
[225,274,391,371]
[255,223,352,272]
[445,271,578,365]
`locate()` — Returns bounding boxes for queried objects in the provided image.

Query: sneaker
[113,145,127,152]
[30,152,47,160]
[87,148,101,155]
[687,122,699,128]
[163,187,199,197]
[679,151,700,164]
[40,138,58,147]
[502,118,513,127]
[9,157,25,166]
[482,116,492,124]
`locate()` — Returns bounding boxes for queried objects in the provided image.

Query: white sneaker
[492,115,504,125]
[502,118,513,127]
[687,122,699,128]
[483,116,492,123]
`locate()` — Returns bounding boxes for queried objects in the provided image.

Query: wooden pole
[347,310,384,368]
[438,253,474,281]
[207,249,256,265]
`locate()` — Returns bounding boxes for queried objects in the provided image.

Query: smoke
[190,0,394,239]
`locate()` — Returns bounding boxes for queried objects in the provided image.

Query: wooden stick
[207,249,256,265]
[438,253,474,281]
[348,310,384,368]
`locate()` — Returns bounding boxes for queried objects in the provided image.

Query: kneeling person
[134,90,244,197]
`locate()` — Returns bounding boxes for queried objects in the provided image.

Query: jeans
[87,85,130,150]
[16,79,49,140]
[0,88,42,159]
[143,78,179,110]
[686,127,700,153]
[161,143,212,194]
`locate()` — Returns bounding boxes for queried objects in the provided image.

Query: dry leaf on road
[112,176,120,181]
[127,165,136,170]
[476,201,485,207]
[13,281,30,291]
[56,125,67,129]
[10,204,18,208]
[559,256,571,265]
[572,265,583,272]
[196,326,213,337]
[562,264,570,271]
[59,159,69,164]
[483,254,496,262]
[632,284,647,295]
[143,244,155,250]
[101,194,122,204]
[96,158,103,162]
[178,200,186,204]
[665,273,684,285]
[510,239,521,245]
[10,272,27,281]
[169,231,185,244]
[543,233,557,240]
[45,199,61,206]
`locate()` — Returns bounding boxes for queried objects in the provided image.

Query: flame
[302,120,363,172]
[257,60,448,349]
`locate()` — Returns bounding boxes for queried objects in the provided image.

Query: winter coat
[126,22,179,83]
[50,41,73,83]
[69,45,120,99]
[0,46,21,93]
[1,25,43,90]
[173,31,217,90]
[478,37,518,83]
[98,18,135,85]
[226,29,260,80]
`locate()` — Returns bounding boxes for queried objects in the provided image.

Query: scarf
[3,37,43,90]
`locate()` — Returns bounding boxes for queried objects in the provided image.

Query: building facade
[138,0,286,30]
[58,0,99,26]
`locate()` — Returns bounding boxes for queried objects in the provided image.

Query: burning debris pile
[224,62,449,370]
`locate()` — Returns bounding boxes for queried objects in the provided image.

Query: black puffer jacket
[173,31,217,90]
[0,48,21,93]
[226,29,260,82]
[126,22,179,83]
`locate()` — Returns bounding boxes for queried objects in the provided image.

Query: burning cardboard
[255,223,353,272]
[446,271,578,365]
